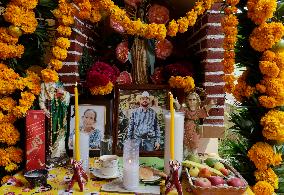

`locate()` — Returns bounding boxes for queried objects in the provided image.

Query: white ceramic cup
[98,155,119,176]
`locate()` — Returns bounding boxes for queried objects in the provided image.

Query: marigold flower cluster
[168,76,195,93]
[247,0,277,25]
[3,3,38,34]
[254,168,278,189]
[247,142,282,170]
[0,63,39,176]
[1,0,38,59]
[76,0,215,39]
[222,0,239,93]
[0,147,22,169]
[260,110,284,142]
[89,81,114,95]
[74,0,92,20]
[252,181,274,195]
[249,22,284,52]
[257,78,284,108]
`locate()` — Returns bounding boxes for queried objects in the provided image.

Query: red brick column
[188,2,225,138]
[58,4,95,94]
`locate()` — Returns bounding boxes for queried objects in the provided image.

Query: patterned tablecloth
[0,158,255,195]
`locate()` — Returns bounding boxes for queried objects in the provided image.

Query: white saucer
[91,168,121,179]
[141,175,161,182]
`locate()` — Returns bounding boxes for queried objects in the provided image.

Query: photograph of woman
[68,105,105,150]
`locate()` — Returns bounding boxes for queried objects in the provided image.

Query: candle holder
[73,132,90,172]
[123,139,139,190]
[164,111,185,176]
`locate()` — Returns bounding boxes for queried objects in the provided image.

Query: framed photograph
[113,84,169,156]
[67,96,112,157]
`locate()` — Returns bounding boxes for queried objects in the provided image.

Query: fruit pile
[183,156,246,189]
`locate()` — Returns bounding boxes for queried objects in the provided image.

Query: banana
[182,160,224,176]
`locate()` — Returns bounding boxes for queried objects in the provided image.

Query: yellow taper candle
[169,92,175,160]
[74,82,80,161]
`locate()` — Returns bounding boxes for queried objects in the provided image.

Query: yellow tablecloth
[0,158,255,195]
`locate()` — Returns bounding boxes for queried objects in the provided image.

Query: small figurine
[175,91,216,155]
[39,82,70,165]
[165,161,182,195]
[67,159,88,192]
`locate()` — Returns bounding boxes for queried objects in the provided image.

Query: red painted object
[25,110,46,171]
[67,159,88,192]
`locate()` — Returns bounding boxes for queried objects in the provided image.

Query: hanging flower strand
[74,0,216,39]
[222,0,239,93]
[41,0,75,83]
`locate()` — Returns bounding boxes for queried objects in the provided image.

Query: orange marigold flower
[262,50,276,62]
[255,168,278,189]
[247,142,275,170]
[56,37,70,49]
[52,46,68,60]
[41,68,59,83]
[249,22,284,52]
[0,123,20,145]
[259,95,278,108]
[0,27,18,44]
[6,147,22,164]
[11,0,38,9]
[0,97,17,111]
[247,0,277,25]
[259,61,279,78]
[167,20,179,37]
[177,17,189,33]
[253,181,274,195]
[57,25,72,37]
[0,149,10,167]
[49,59,63,71]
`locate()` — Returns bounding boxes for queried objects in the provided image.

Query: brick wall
[58,4,95,93]
[188,2,225,138]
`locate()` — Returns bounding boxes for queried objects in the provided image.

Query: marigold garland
[222,0,239,93]
[74,0,216,40]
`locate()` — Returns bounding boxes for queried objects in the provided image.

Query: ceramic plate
[141,175,161,182]
[91,168,121,179]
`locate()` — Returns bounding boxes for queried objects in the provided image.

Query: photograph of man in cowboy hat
[127,91,161,151]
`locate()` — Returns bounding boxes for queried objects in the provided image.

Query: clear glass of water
[100,135,113,156]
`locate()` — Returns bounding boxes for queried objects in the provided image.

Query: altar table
[0,158,255,195]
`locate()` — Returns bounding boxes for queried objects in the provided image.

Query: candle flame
[128,159,132,164]
[75,82,78,87]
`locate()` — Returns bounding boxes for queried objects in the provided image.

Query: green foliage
[274,1,284,23]
[78,48,96,80]
[36,0,58,19]
[219,138,256,185]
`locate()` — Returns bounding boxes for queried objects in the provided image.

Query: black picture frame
[113,84,170,157]
[67,95,112,157]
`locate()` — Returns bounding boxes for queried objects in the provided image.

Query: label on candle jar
[25,110,46,171]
